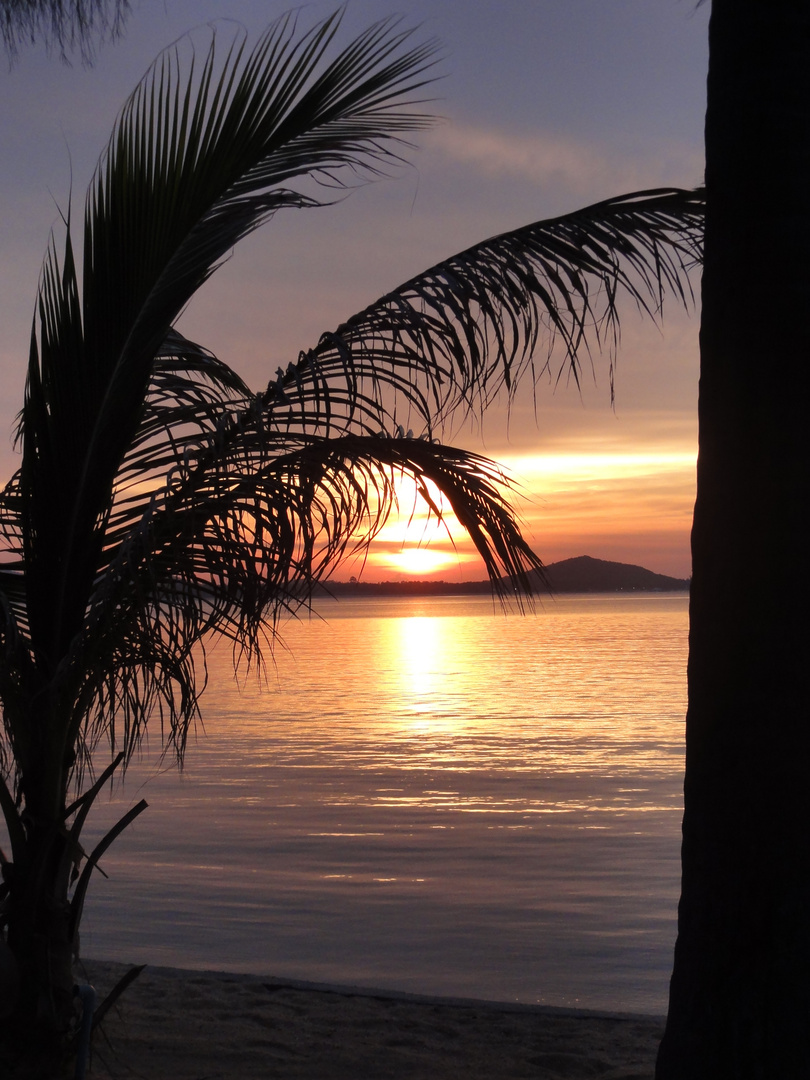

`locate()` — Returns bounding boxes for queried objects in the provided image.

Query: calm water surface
[82,593,687,1013]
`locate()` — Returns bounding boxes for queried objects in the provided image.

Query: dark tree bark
[657,3,810,1076]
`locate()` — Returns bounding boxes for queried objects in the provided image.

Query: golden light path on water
[81,594,687,1013]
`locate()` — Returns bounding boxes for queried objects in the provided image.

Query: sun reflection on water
[188,593,687,795]
[398,615,443,716]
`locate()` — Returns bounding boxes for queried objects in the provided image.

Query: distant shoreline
[320,579,689,598]
[323,555,690,597]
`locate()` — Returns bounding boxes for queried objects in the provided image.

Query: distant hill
[537,555,689,593]
[324,555,689,597]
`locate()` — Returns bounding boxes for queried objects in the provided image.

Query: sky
[0,0,709,581]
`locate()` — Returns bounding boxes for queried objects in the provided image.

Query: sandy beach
[79,960,665,1079]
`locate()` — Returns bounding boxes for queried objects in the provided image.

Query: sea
[81,592,688,1015]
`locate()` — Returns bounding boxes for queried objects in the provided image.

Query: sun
[387,546,458,577]
[350,472,493,580]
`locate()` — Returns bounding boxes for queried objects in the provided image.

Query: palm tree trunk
[657,3,810,1076]
[1,700,77,1075]
[2,816,77,1076]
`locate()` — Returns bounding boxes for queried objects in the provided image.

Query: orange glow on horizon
[338,449,696,583]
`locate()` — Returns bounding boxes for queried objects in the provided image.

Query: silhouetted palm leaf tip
[0,11,703,790]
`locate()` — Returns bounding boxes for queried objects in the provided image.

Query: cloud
[426,124,703,198]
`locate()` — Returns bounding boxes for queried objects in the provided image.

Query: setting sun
[348,473,478,580]
[385,547,461,577]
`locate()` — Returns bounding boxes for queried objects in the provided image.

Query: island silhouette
[325,555,689,597]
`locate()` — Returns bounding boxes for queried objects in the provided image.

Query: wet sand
[82,959,665,1079]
